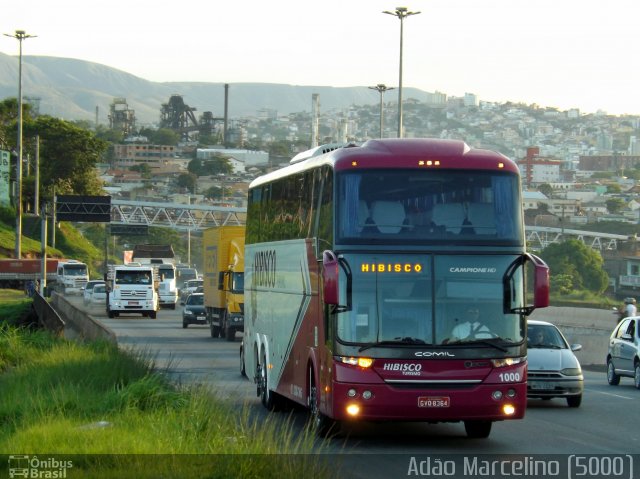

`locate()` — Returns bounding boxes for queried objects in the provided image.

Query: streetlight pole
[383,7,420,139]
[4,29,36,259]
[368,84,394,138]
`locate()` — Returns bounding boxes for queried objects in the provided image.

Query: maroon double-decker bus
[242,138,549,438]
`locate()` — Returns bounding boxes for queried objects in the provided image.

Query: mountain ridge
[0,53,434,125]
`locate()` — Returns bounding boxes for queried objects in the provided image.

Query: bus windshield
[337,169,522,244]
[336,253,525,347]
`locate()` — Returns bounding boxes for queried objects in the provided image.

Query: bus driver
[450,308,493,341]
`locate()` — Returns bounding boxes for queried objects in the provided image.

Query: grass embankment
[0,290,330,478]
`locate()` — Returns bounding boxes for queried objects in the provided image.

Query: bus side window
[317,167,334,248]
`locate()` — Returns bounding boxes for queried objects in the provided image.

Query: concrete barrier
[50,292,117,344]
[44,296,612,368]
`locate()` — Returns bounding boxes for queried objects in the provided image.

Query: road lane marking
[585,388,635,400]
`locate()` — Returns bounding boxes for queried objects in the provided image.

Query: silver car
[526,319,584,407]
[83,280,106,305]
[607,316,640,388]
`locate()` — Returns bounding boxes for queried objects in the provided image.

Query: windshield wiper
[359,337,427,352]
[445,338,509,352]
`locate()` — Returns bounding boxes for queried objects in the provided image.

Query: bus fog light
[491,390,503,401]
[346,404,360,416]
[362,390,373,400]
[503,404,516,415]
[506,388,516,398]
[347,389,357,398]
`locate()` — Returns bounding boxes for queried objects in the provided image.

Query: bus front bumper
[329,381,526,423]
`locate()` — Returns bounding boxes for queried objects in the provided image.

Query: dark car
[182,292,206,328]
[607,316,640,388]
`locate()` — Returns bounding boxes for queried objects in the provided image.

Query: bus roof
[249,138,517,189]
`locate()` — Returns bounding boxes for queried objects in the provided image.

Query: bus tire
[259,352,274,409]
[308,367,337,437]
[150,311,157,319]
[240,343,247,377]
[107,309,114,319]
[464,420,492,438]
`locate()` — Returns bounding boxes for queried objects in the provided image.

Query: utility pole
[383,7,420,138]
[4,29,37,258]
[368,84,394,138]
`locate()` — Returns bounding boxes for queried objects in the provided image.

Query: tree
[606,183,622,194]
[130,163,152,178]
[139,127,180,146]
[187,156,233,177]
[606,198,626,214]
[21,116,108,204]
[177,173,196,192]
[539,239,609,293]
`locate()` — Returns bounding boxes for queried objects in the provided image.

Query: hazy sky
[2,0,639,115]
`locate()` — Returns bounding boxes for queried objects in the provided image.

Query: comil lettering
[253,250,277,288]
[361,263,422,273]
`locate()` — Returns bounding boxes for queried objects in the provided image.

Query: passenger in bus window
[449,308,493,340]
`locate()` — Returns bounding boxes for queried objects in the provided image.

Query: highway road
[71,297,639,477]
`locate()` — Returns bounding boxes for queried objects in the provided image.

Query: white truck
[51,259,90,294]
[130,244,178,309]
[156,263,178,309]
[0,258,88,294]
[106,263,159,319]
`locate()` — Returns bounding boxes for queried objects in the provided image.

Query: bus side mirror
[322,250,339,305]
[530,254,550,309]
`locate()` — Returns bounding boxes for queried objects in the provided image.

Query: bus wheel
[308,368,336,437]
[464,420,492,438]
[259,352,274,409]
[240,344,247,377]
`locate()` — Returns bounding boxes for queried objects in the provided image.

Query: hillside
[0,53,434,125]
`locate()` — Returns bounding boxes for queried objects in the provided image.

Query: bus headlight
[346,404,360,416]
[491,357,525,368]
[503,404,516,415]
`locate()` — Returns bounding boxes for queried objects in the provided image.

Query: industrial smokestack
[311,93,320,148]
[224,84,229,146]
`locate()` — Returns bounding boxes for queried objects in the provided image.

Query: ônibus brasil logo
[8,455,73,478]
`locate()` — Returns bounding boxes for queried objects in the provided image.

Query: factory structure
[108,84,246,145]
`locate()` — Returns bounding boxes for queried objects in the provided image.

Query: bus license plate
[418,396,450,408]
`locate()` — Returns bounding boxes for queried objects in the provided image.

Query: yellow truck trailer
[203,226,245,341]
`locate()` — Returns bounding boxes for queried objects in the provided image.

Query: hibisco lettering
[361,263,423,273]
[253,250,276,288]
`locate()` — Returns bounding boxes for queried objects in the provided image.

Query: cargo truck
[130,244,178,309]
[203,226,245,341]
[106,263,159,318]
[0,258,88,294]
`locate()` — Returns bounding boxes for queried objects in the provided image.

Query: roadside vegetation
[0,290,330,478]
